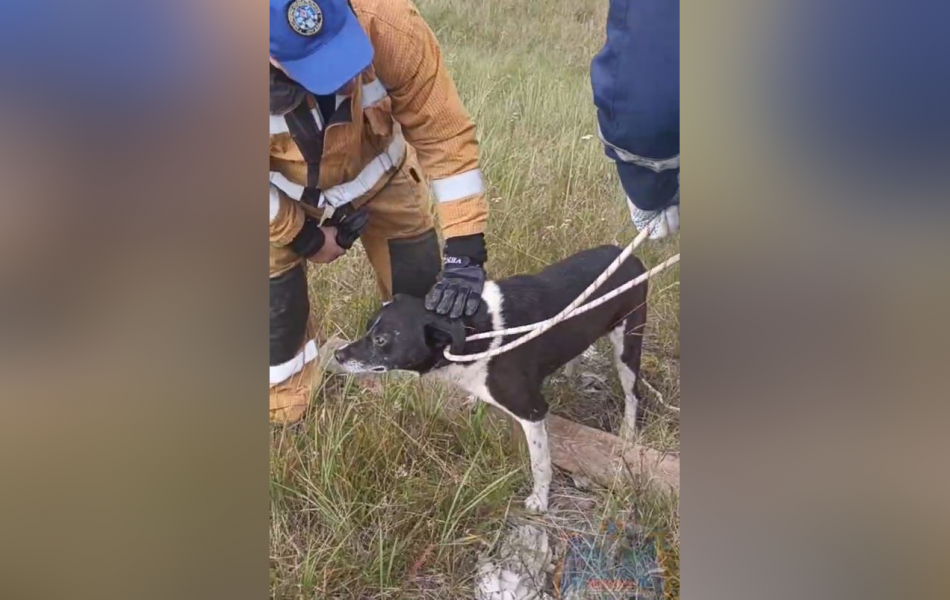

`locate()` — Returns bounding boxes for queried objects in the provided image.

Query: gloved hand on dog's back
[425,233,487,319]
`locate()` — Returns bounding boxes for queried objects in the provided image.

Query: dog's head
[334,294,466,374]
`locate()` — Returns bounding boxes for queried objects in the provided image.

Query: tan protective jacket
[269,0,488,249]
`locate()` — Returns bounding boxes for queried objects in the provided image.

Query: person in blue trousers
[591,0,679,239]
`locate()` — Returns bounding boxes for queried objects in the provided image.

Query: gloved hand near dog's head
[425,233,487,320]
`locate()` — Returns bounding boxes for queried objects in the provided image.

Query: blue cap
[270,0,373,95]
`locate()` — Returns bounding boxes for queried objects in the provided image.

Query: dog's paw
[524,492,548,513]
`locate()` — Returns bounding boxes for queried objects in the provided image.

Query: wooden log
[546,414,679,494]
[440,390,679,494]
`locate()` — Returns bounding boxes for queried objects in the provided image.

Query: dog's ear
[424,318,466,355]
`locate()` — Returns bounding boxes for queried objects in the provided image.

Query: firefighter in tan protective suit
[269,0,490,422]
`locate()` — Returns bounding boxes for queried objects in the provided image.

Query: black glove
[425,234,487,319]
[325,203,370,249]
[289,216,327,258]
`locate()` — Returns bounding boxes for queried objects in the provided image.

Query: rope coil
[444,225,679,362]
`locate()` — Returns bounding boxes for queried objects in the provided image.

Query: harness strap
[270,65,326,208]
[283,100,325,207]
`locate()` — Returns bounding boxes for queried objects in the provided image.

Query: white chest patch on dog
[433,281,553,513]
[435,281,507,411]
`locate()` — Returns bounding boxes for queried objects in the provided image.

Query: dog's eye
[373,335,388,347]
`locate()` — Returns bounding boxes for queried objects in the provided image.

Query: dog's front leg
[518,417,552,513]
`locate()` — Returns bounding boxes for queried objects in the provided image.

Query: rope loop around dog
[443,225,680,362]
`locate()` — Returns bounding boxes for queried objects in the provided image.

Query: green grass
[271,0,680,597]
[271,377,522,597]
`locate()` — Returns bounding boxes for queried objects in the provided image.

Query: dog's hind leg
[610,312,645,439]
[517,416,552,513]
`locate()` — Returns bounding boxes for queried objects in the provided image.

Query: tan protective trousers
[269,148,440,423]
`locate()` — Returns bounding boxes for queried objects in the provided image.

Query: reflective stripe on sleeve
[431,168,485,203]
[269,185,281,222]
[360,79,388,108]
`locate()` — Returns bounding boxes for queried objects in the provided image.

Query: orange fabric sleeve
[362,0,489,239]
[269,184,305,247]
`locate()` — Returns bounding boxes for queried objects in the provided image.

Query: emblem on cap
[288,0,324,36]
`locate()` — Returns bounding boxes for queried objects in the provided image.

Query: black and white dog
[335,246,647,512]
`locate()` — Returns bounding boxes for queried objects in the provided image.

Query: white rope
[444,226,680,362]
[466,254,679,342]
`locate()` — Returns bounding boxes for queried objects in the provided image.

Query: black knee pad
[388,228,441,300]
[270,264,310,366]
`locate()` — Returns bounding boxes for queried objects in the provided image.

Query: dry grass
[271,0,680,597]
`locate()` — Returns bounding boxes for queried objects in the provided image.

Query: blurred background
[0,0,947,598]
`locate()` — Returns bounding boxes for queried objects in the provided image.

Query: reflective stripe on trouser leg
[270,263,313,383]
[389,229,441,300]
[269,263,319,423]
[269,332,319,423]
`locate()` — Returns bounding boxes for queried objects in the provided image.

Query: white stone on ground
[475,523,553,600]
